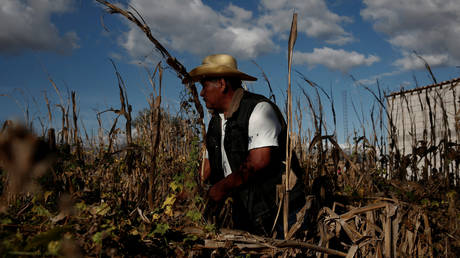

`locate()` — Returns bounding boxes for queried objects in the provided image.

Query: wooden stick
[284,11,297,240]
[274,239,347,256]
[194,230,348,257]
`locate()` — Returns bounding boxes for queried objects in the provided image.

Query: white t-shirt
[214,101,282,177]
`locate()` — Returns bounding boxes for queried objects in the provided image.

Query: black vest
[207,91,286,184]
[206,91,304,231]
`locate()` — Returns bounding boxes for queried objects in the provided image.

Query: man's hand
[208,146,274,202]
[208,181,227,202]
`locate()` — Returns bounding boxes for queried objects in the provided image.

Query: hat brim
[186,64,257,83]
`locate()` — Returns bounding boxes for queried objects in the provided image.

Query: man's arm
[208,146,273,201]
[209,102,281,201]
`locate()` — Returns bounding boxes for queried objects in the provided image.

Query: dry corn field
[1,1,460,257]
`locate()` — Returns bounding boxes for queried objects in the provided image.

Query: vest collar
[225,88,245,119]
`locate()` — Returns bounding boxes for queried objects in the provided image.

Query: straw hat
[187,54,257,82]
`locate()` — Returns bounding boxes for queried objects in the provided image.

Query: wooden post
[47,128,56,151]
[284,12,297,239]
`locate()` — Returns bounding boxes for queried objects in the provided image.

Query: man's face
[200,78,223,110]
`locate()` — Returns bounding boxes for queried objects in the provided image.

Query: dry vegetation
[1,1,460,257]
[1,66,459,258]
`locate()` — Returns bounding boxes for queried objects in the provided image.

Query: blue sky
[1,0,459,143]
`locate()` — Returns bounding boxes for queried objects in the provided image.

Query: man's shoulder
[243,91,282,114]
[242,91,270,102]
[240,91,274,112]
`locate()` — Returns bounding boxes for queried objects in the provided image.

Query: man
[188,54,305,236]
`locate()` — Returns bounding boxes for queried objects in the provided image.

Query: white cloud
[0,0,79,55]
[121,0,276,61]
[361,0,460,69]
[258,0,354,45]
[394,52,449,70]
[294,47,380,72]
[119,0,354,62]
[223,4,253,25]
[108,52,122,61]
[356,70,403,86]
